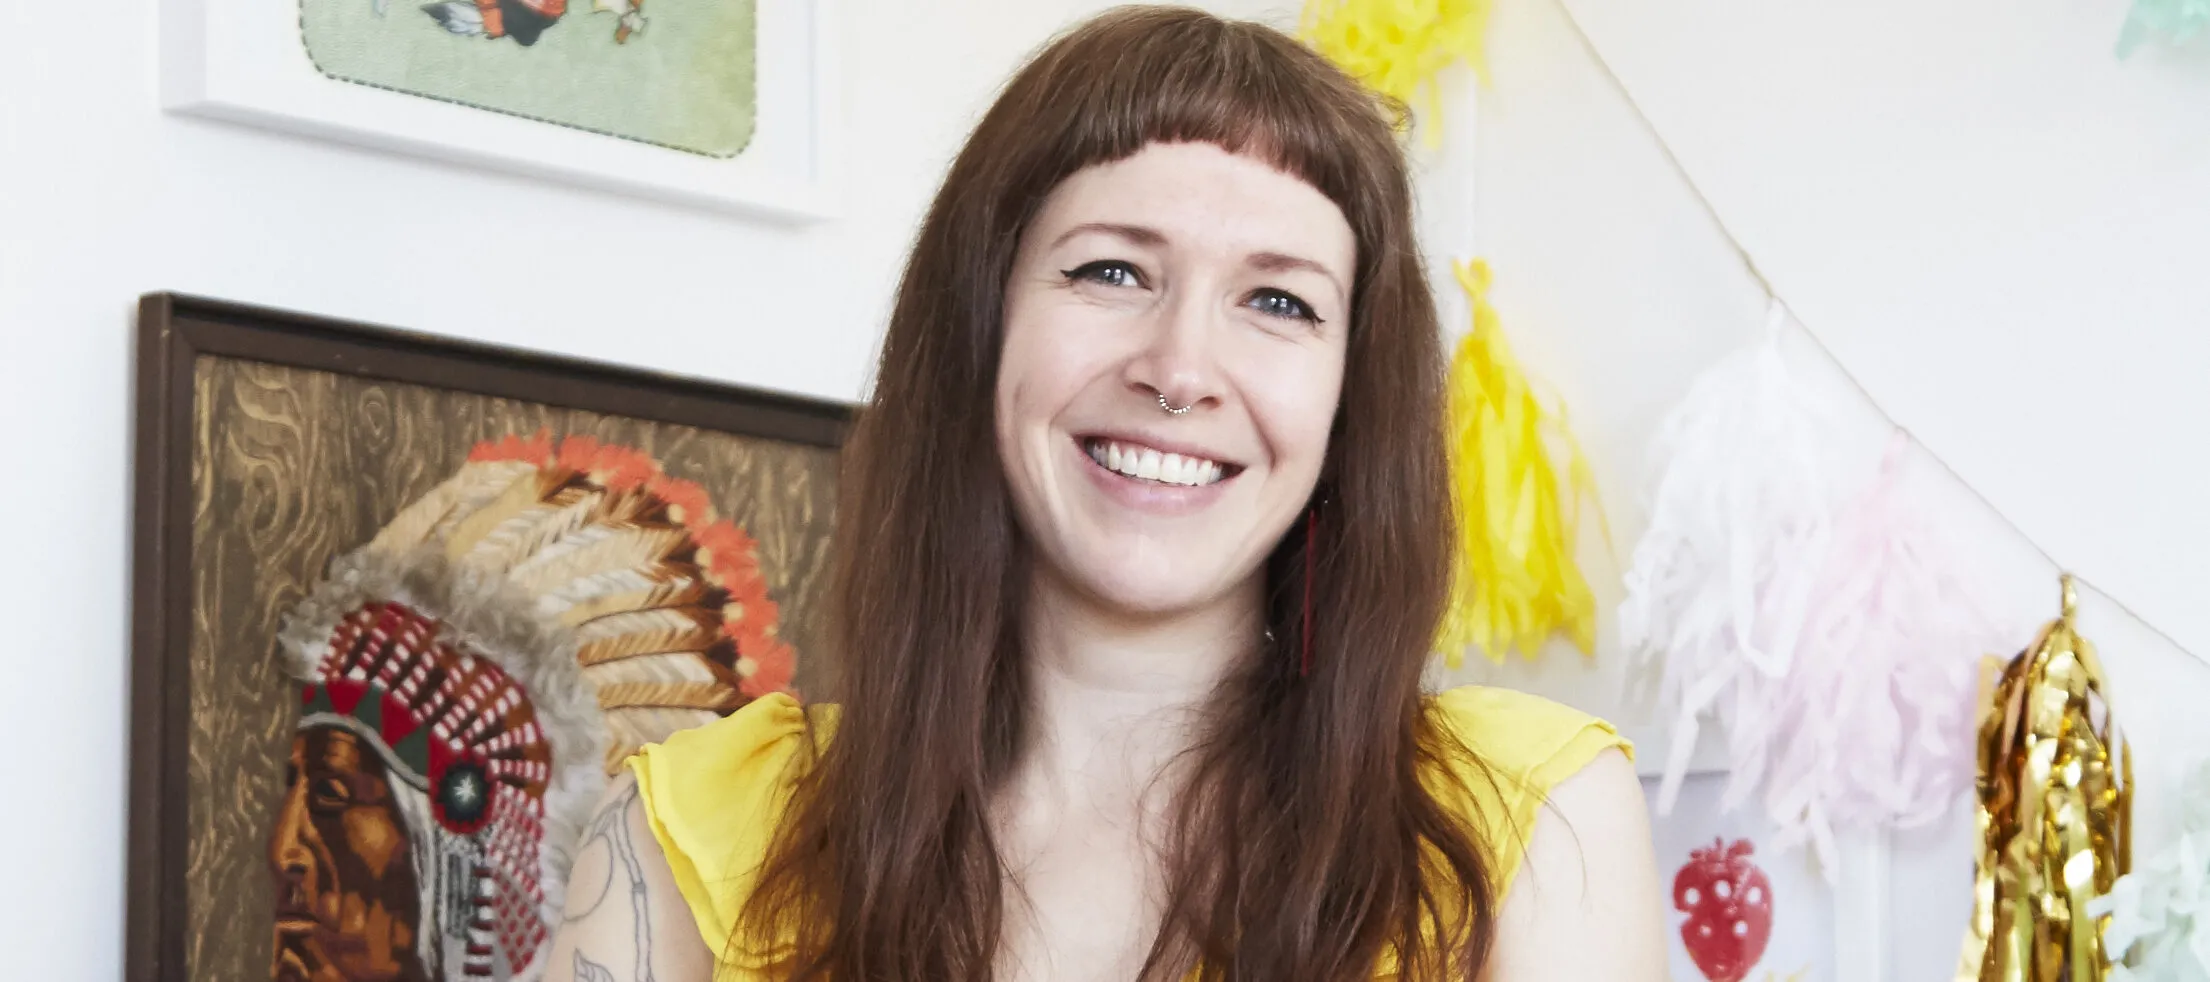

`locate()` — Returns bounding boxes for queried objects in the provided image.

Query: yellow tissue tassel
[1957,574,2132,982]
[1300,0,1492,146]
[1437,259,1600,666]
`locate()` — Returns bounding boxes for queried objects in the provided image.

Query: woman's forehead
[1027,144,1356,296]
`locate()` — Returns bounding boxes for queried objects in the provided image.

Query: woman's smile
[1080,436,1235,488]
[1065,431,1244,519]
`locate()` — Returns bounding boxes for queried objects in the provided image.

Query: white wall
[0,0,1288,973]
[1555,0,2210,659]
[1427,0,2210,976]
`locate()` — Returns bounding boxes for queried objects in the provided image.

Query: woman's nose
[1126,293,1225,414]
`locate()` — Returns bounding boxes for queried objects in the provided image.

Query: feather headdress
[428,431,798,765]
[275,432,797,981]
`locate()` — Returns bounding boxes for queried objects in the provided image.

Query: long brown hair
[740,6,1493,980]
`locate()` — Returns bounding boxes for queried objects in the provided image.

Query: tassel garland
[1622,303,2009,875]
[2119,0,2210,55]
[2092,759,2210,981]
[1436,259,1600,667]
[1750,434,2010,874]
[1300,0,1493,145]
[1622,303,1847,817]
[1957,575,2132,982]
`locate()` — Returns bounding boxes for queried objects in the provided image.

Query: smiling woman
[545,6,1664,982]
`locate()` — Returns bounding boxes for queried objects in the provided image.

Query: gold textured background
[183,355,841,981]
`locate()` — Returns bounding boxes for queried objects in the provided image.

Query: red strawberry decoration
[1673,837,1773,982]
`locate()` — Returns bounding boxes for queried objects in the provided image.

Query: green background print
[301,0,757,157]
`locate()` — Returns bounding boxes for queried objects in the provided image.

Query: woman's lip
[1073,437,1235,515]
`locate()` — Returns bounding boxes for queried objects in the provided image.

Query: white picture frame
[1624,723,1890,982]
[161,0,841,222]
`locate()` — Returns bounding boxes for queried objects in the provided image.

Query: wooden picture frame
[126,293,853,982]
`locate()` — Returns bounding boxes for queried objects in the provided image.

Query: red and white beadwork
[301,600,554,979]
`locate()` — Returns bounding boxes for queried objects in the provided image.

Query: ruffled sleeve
[625,693,819,968]
[1427,685,1632,901]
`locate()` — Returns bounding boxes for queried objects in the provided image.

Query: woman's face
[996,141,1354,620]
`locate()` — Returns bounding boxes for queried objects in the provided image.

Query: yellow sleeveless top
[627,686,1627,979]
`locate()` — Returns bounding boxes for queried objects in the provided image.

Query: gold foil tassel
[1957,574,2132,982]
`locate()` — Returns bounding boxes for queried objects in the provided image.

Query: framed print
[161,0,839,221]
[1625,724,1889,982]
[125,294,853,982]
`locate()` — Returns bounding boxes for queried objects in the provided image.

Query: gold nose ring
[1158,392,1193,416]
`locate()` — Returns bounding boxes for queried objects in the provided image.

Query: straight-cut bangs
[955,5,1413,330]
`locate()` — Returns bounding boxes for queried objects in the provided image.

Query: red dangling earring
[1301,506,1317,678]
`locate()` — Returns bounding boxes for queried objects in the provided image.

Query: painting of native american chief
[124,296,846,982]
[268,435,796,981]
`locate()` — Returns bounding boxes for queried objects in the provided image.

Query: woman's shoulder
[631,692,824,783]
[629,692,836,837]
[1422,685,1634,898]
[1427,684,1626,778]
[624,693,832,967]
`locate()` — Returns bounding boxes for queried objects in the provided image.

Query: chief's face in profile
[996,140,1355,616]
[268,727,429,982]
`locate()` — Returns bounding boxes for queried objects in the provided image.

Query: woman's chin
[1062,566,1245,622]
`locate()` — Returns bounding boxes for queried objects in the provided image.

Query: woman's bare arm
[1480,749,1666,981]
[543,771,717,982]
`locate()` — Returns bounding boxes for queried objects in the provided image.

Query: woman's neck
[1010,570,1263,810]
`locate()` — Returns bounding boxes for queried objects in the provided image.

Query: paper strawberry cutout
[1673,837,1773,982]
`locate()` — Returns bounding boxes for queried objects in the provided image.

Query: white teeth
[1085,439,1230,487]
[1160,454,1187,484]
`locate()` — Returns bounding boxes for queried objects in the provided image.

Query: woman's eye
[1247,288,1320,324]
[1061,260,1143,289]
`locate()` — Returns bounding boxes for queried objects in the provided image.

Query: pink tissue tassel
[1744,434,2010,874]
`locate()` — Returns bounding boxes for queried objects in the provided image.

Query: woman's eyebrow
[1049,222,1167,251]
[1248,251,1346,298]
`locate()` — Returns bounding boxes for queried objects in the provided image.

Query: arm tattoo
[569,780,656,982]
[574,950,616,982]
